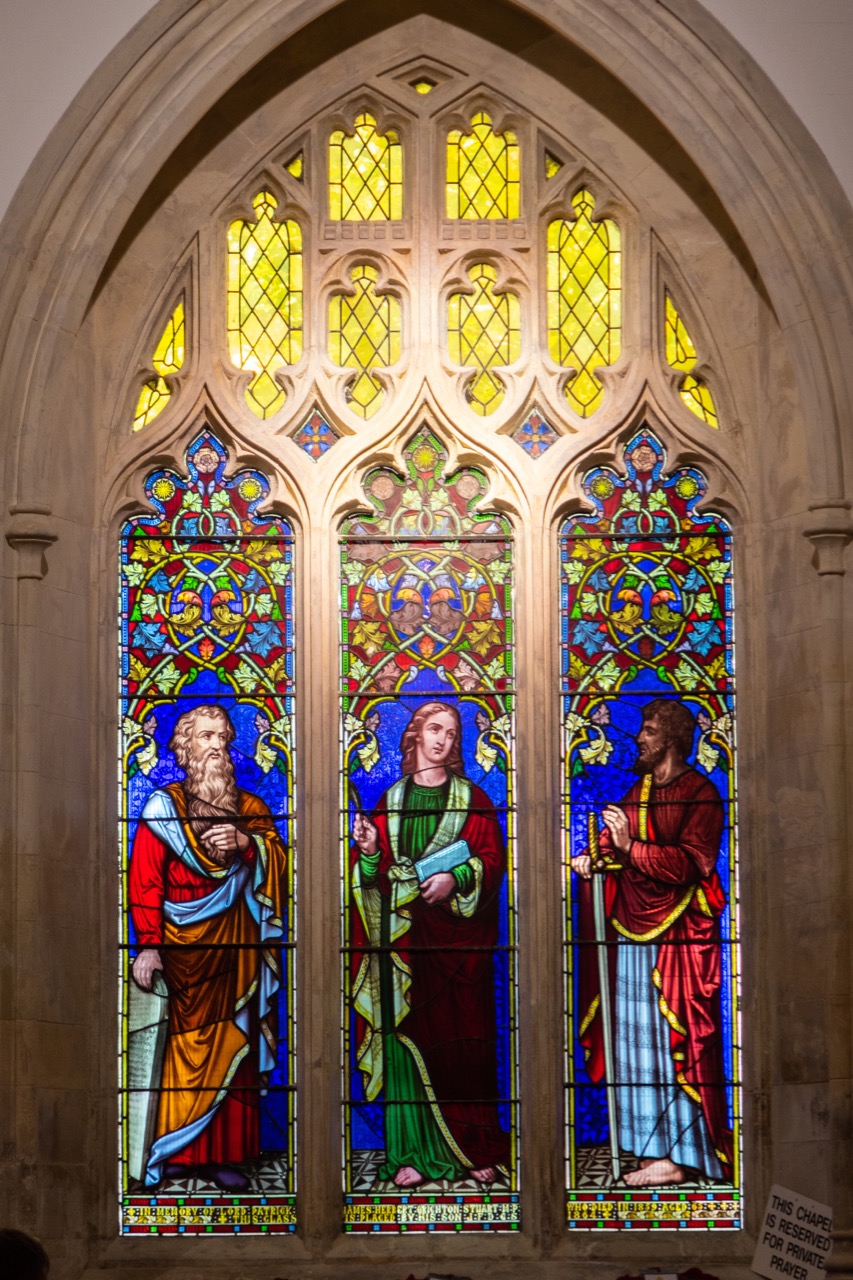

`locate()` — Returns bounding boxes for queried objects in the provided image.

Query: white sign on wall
[752,1184,833,1280]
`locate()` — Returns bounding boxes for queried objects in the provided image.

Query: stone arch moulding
[2,1,853,1276]
[1,0,852,513]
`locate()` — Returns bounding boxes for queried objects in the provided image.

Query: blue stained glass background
[345,671,515,1153]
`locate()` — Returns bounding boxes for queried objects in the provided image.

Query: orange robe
[129,782,287,1183]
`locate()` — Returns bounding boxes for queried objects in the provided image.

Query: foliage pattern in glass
[340,427,519,1232]
[134,299,186,431]
[665,294,719,428]
[561,429,740,1229]
[447,263,520,415]
[119,430,296,1234]
[547,190,621,418]
[227,192,303,419]
[446,113,520,219]
[329,113,403,221]
[328,263,401,418]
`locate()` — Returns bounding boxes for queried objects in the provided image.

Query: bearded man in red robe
[129,705,287,1191]
[351,701,510,1188]
[572,698,733,1187]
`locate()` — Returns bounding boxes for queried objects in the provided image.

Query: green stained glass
[665,295,719,428]
[547,189,621,418]
[328,264,401,417]
[329,113,403,221]
[133,299,185,431]
[227,192,303,419]
[448,263,520,415]
[446,112,520,219]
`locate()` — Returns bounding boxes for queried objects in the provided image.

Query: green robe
[361,778,473,1180]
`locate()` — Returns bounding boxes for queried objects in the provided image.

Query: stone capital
[804,500,853,575]
[5,505,58,580]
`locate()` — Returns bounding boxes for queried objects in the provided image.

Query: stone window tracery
[119,64,740,1247]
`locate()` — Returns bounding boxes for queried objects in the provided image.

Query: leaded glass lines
[447,263,520,415]
[133,299,186,431]
[560,429,740,1231]
[227,191,303,419]
[446,113,520,219]
[329,113,403,221]
[119,431,297,1234]
[665,294,719,428]
[547,190,621,417]
[328,264,401,417]
[340,428,519,1232]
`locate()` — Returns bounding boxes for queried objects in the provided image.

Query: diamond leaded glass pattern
[227,191,303,420]
[329,113,403,221]
[447,263,520,415]
[665,295,719,428]
[446,112,520,219]
[328,264,401,418]
[133,299,185,431]
[547,190,621,418]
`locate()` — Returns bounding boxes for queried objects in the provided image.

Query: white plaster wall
[0,0,850,222]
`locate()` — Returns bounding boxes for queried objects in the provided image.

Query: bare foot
[393,1165,424,1187]
[623,1158,686,1187]
[471,1167,496,1183]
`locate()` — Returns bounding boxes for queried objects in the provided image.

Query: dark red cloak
[577,767,734,1173]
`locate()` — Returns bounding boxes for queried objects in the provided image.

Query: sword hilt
[587,810,600,868]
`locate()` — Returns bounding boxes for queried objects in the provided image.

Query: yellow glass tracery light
[547,189,621,417]
[227,191,303,420]
[328,113,403,221]
[665,294,719,428]
[133,299,186,431]
[285,152,304,181]
[328,264,401,417]
[448,263,520,415]
[446,112,520,219]
[545,152,563,179]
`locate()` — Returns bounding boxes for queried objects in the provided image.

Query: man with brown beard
[572,699,733,1188]
[129,705,287,1191]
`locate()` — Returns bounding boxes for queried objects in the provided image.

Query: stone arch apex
[1,0,852,511]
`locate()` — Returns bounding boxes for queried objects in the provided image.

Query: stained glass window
[446,113,520,219]
[328,264,401,418]
[547,190,621,418]
[227,191,303,420]
[340,428,519,1233]
[329,113,403,221]
[133,299,186,431]
[447,263,521,415]
[665,295,719,428]
[512,407,558,458]
[561,429,740,1230]
[119,431,296,1234]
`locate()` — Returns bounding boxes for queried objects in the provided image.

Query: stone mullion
[296,513,342,1250]
[515,501,566,1250]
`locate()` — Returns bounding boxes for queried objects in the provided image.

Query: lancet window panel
[340,428,519,1233]
[547,190,622,418]
[665,294,719,429]
[446,112,520,220]
[133,298,186,432]
[329,112,403,222]
[328,263,401,418]
[447,262,521,416]
[119,431,297,1235]
[560,429,741,1230]
[227,192,303,420]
